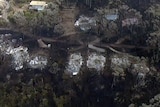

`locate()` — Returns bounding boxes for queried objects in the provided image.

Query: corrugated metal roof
[30,1,46,6]
[105,14,118,21]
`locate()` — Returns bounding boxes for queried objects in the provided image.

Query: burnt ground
[0,2,160,107]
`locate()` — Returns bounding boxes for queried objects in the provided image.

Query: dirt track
[60,5,79,38]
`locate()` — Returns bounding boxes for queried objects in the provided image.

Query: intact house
[29,1,47,11]
[105,14,118,21]
[104,9,119,21]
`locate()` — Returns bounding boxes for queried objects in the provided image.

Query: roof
[105,14,118,21]
[30,1,46,6]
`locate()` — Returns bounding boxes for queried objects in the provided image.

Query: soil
[60,5,79,39]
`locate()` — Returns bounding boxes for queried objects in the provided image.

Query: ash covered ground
[0,0,160,107]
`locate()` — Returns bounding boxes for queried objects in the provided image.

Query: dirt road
[60,5,79,38]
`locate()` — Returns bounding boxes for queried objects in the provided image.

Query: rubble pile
[66,53,106,75]
[119,5,142,27]
[111,54,151,87]
[87,53,106,71]
[66,53,83,75]
[111,55,130,69]
[0,34,48,70]
[6,46,29,70]
[122,18,139,27]
[131,63,150,75]
[111,55,131,77]
[74,15,96,31]
[28,55,48,69]
[0,34,12,53]
[131,63,150,87]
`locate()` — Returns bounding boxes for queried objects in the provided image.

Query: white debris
[0,35,12,53]
[0,34,48,70]
[111,55,130,68]
[132,63,149,87]
[0,34,29,70]
[74,15,96,31]
[66,53,83,75]
[6,46,29,70]
[135,72,146,87]
[0,42,11,53]
[28,55,48,69]
[87,53,106,71]
[131,63,150,75]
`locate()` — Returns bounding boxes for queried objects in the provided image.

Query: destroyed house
[74,15,96,31]
[29,1,47,11]
[122,18,138,27]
